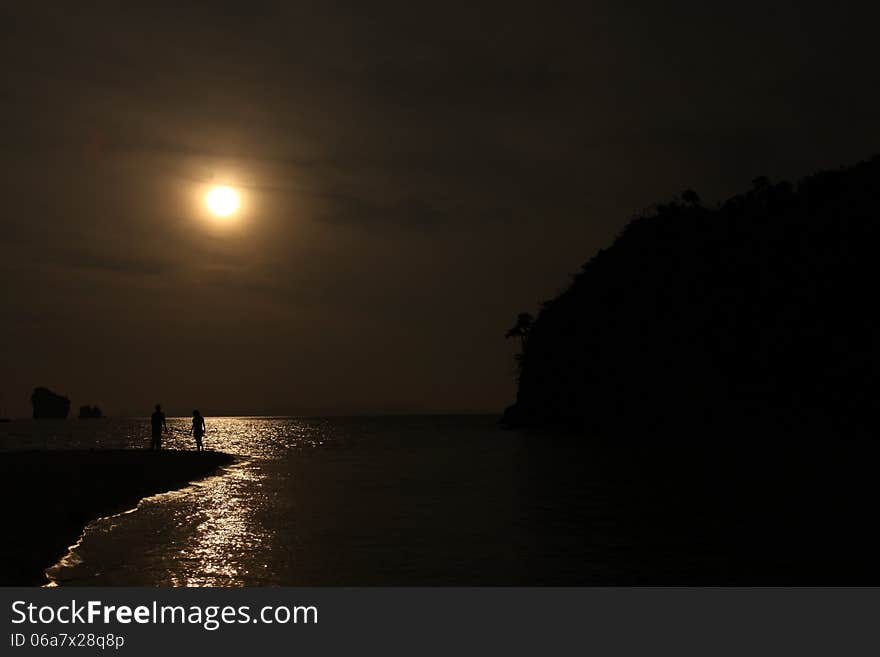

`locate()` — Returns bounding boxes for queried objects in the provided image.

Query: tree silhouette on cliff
[505,312,534,348]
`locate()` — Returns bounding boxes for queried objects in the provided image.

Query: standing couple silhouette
[150,405,207,451]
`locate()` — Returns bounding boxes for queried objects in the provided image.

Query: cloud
[316,193,445,230]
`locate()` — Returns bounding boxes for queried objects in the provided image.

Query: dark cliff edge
[503,156,880,437]
[0,450,236,585]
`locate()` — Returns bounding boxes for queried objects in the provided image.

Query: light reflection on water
[4,416,534,586]
[0,416,329,455]
[166,461,271,587]
[26,417,334,586]
[5,416,866,585]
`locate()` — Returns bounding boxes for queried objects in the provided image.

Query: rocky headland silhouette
[31,387,71,419]
[504,156,880,437]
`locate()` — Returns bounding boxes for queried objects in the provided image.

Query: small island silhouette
[504,155,880,438]
[78,405,104,419]
[31,387,71,419]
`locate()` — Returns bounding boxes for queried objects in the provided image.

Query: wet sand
[0,449,235,585]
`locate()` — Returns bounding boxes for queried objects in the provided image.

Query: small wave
[44,458,249,587]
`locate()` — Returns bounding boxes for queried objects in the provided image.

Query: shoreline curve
[0,449,236,586]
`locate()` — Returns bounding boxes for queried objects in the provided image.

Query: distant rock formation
[78,405,103,419]
[503,156,880,437]
[31,387,70,419]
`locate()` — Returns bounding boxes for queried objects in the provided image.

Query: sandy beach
[0,449,235,585]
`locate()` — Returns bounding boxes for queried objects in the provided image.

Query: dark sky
[2,2,880,416]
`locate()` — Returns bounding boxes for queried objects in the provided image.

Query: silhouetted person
[191,409,206,451]
[151,404,167,450]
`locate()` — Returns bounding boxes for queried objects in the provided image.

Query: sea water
[1,416,615,585]
[2,415,863,585]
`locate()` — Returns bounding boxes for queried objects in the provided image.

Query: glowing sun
[206,186,240,217]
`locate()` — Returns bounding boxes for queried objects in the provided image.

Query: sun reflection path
[43,418,332,586]
[168,460,274,587]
